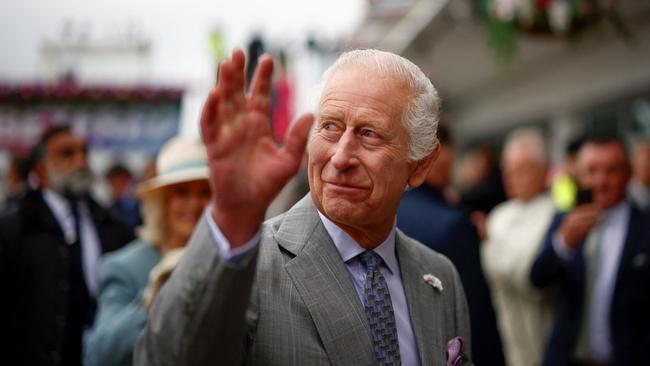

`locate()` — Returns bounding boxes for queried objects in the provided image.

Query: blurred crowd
[1,87,650,366]
[399,126,650,366]
[1,126,212,365]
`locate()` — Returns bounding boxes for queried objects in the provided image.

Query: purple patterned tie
[360,251,401,365]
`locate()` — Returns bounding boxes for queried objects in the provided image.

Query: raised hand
[201,49,314,247]
[559,204,601,248]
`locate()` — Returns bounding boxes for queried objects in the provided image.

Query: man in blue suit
[531,137,650,366]
[398,125,505,366]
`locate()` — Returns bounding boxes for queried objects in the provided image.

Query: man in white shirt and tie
[531,136,650,366]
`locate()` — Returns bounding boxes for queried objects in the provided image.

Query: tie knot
[360,251,382,271]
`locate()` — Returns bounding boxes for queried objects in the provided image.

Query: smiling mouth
[324,181,370,193]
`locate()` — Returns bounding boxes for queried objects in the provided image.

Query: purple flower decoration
[446,336,464,366]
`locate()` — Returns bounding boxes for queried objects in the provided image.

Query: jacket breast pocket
[626,251,650,299]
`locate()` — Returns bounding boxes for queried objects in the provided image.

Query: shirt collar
[513,191,548,206]
[317,211,399,274]
[42,188,72,220]
[601,200,629,225]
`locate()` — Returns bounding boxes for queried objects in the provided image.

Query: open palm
[200,49,313,246]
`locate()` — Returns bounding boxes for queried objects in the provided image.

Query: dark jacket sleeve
[0,207,20,362]
[530,213,572,288]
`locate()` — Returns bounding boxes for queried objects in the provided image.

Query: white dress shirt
[553,201,630,363]
[481,193,556,366]
[205,207,420,365]
[42,189,102,296]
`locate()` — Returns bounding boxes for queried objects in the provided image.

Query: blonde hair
[137,191,166,251]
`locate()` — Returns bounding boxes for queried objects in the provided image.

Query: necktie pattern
[360,251,401,366]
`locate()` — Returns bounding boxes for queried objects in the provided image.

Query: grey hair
[315,49,440,161]
[502,127,548,165]
[137,192,165,251]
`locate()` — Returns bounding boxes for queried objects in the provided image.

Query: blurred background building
[348,0,650,163]
[0,0,362,202]
[1,0,649,202]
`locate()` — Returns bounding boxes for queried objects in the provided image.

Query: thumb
[282,113,314,161]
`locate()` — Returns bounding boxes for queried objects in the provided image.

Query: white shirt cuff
[204,206,260,265]
[551,230,575,261]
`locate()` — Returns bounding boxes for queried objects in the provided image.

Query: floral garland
[477,0,627,64]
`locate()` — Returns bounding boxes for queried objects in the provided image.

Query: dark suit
[397,185,505,366]
[530,204,650,366]
[0,189,134,366]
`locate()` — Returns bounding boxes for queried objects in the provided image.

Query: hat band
[161,160,208,176]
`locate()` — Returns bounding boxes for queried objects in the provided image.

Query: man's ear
[407,140,440,189]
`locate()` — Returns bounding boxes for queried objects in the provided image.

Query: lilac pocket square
[446,336,464,366]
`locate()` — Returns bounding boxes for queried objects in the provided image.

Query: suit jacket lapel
[29,190,67,239]
[275,196,376,366]
[397,231,445,366]
[613,205,644,299]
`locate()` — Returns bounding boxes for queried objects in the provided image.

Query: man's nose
[330,130,358,170]
[593,170,609,188]
[72,148,88,169]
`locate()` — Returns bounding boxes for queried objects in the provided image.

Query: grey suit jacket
[135,195,472,366]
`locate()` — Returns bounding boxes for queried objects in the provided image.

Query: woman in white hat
[84,137,211,366]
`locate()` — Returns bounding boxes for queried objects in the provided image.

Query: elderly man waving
[135,48,472,366]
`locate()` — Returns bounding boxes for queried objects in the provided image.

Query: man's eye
[323,123,334,130]
[361,129,376,138]
[60,148,75,158]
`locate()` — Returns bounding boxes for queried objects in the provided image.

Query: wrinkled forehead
[318,64,414,112]
[319,67,412,134]
[324,61,413,90]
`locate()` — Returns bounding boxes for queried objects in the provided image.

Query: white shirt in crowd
[482,193,557,366]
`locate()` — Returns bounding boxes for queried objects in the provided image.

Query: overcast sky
[0,0,365,84]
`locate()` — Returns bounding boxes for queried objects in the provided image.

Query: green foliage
[484,17,518,65]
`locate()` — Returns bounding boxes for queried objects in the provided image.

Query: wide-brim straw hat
[136,137,209,198]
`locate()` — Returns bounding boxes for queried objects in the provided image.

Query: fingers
[229,49,247,110]
[248,54,274,114]
[217,49,246,96]
[567,210,599,230]
[561,207,601,247]
[282,113,314,162]
[201,49,273,145]
[216,60,236,122]
[200,89,219,144]
[202,49,248,143]
[231,49,246,84]
[572,205,601,224]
